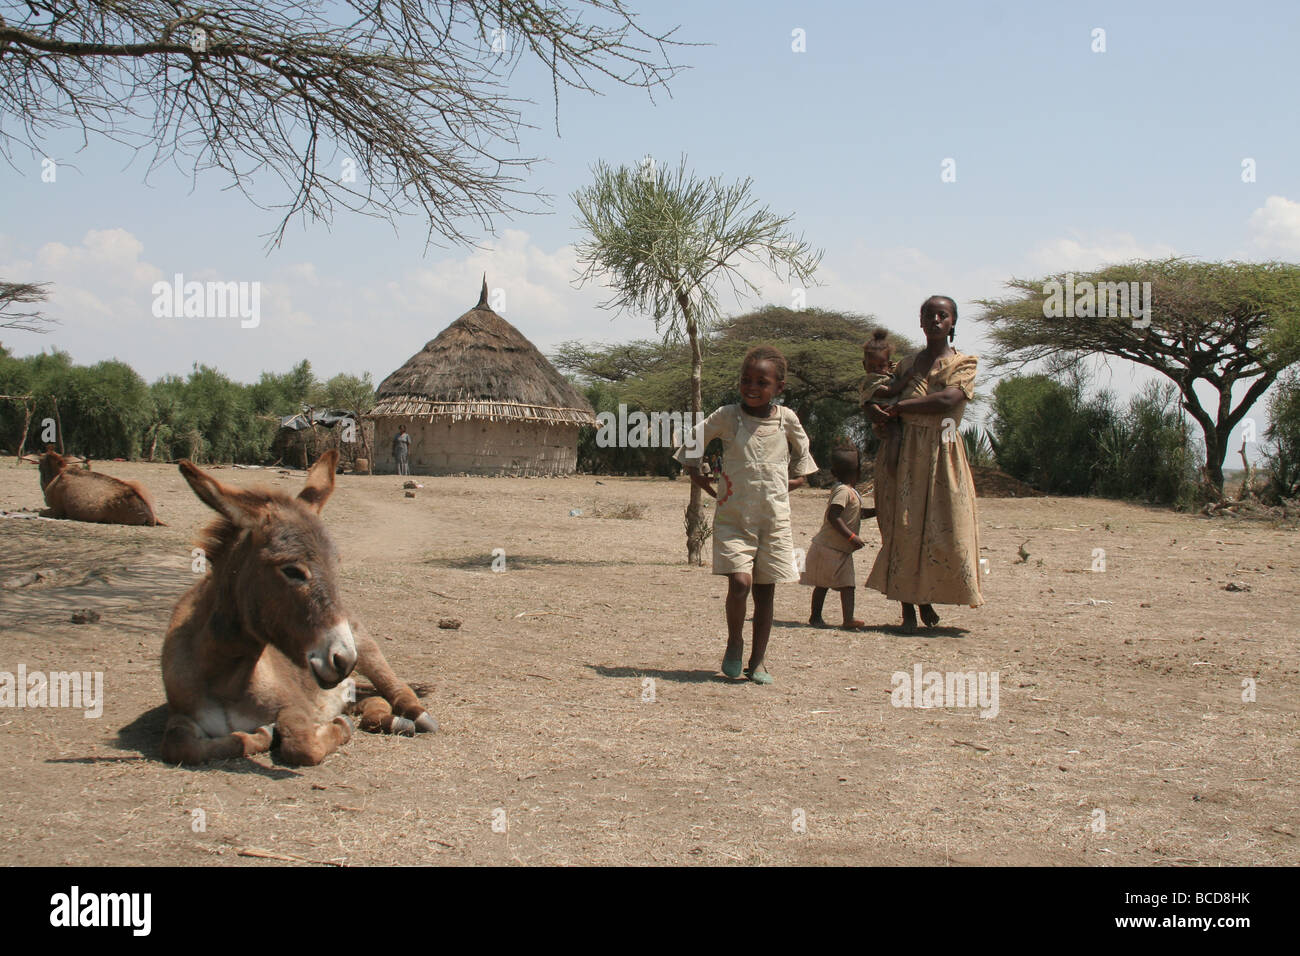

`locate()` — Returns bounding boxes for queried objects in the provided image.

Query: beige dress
[866,351,984,607]
[799,483,862,589]
[675,404,819,584]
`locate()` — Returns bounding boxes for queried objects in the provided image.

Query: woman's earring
[948,327,955,342]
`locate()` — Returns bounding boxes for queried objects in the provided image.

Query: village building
[367,279,595,475]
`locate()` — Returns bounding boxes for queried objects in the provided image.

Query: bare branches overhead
[0,1,686,247]
[0,280,55,332]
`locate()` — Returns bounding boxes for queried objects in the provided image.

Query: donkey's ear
[178,460,263,526]
[298,450,338,514]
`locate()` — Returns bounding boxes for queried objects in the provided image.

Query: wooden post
[16,399,33,462]
[2,394,36,462]
[51,395,64,454]
[1239,439,1253,501]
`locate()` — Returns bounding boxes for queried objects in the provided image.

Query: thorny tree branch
[0,1,687,249]
[0,280,56,331]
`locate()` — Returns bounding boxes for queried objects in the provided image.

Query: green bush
[0,345,342,464]
[990,373,1200,506]
[990,374,1108,494]
[1264,368,1300,501]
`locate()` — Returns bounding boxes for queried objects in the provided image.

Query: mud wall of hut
[369,417,580,476]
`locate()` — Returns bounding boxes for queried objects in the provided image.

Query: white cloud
[0,227,615,382]
[0,223,1216,426]
[1246,195,1300,256]
[1024,232,1180,272]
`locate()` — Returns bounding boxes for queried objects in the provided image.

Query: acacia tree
[975,258,1300,494]
[0,0,683,319]
[572,157,822,564]
[557,306,912,476]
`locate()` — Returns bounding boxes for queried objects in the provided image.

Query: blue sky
[3,0,1299,452]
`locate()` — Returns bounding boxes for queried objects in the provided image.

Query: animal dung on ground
[3,570,47,589]
[404,490,417,498]
[71,609,101,624]
[402,480,423,489]
[438,619,462,629]
[1224,581,1251,592]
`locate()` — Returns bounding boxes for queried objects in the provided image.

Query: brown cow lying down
[39,451,164,526]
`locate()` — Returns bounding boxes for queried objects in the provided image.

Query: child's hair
[922,295,959,342]
[863,329,891,360]
[830,445,860,485]
[742,345,788,381]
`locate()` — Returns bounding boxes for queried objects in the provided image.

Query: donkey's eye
[280,564,310,583]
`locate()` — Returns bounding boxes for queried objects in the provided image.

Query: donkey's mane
[195,486,305,568]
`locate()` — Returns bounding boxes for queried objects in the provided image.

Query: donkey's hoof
[390,716,417,736]
[414,713,439,734]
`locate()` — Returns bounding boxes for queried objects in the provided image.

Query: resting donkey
[39,450,163,526]
[161,450,436,765]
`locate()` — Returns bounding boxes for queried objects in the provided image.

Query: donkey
[161,450,436,765]
[39,450,163,526]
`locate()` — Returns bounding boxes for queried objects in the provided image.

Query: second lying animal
[161,450,436,766]
[39,451,164,525]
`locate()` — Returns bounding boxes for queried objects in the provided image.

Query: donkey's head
[38,449,68,491]
[178,450,357,688]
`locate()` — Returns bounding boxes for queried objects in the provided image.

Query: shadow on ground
[104,703,300,778]
[426,552,667,570]
[586,664,728,684]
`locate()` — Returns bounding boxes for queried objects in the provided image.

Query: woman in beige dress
[866,296,983,632]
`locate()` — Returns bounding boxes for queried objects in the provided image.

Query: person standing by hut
[865,295,983,631]
[393,426,412,476]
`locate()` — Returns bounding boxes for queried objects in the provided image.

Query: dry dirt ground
[0,459,1296,866]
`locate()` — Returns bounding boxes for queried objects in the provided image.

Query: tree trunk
[1178,383,1227,497]
[681,297,707,565]
[1203,435,1225,495]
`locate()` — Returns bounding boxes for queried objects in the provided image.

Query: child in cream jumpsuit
[676,346,818,684]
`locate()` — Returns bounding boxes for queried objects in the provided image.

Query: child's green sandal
[721,653,744,679]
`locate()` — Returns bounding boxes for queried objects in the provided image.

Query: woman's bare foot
[900,603,918,633]
[808,616,830,628]
[919,604,940,627]
[841,618,866,630]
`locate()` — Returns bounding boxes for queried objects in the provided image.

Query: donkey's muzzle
[308,622,358,688]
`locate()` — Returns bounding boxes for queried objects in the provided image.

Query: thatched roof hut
[367,278,595,475]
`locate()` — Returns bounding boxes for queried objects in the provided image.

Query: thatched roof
[370,278,596,426]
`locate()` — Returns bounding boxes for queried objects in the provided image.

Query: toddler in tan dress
[800,445,876,629]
